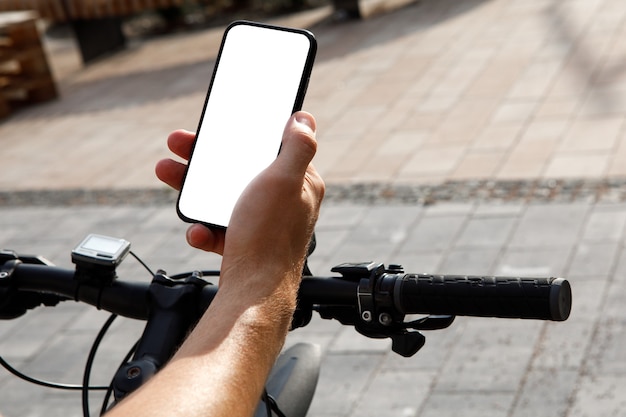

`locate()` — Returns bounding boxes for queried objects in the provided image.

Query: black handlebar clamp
[329,262,451,357]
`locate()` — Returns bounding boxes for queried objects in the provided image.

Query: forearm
[128,110,322,417]
[106,268,299,417]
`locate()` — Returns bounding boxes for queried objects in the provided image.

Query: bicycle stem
[110,270,211,405]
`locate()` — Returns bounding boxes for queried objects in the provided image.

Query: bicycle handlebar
[6,263,571,322]
[0,253,573,409]
[8,263,216,320]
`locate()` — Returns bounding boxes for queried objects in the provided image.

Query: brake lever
[404,315,455,331]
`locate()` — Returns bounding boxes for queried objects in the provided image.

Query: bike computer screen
[71,234,131,267]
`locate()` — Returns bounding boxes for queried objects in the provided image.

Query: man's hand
[156,111,324,291]
[156,111,324,260]
[108,112,324,417]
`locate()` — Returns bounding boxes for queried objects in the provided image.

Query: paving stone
[568,375,626,417]
[508,204,589,249]
[419,392,514,417]
[567,242,620,278]
[530,278,607,371]
[509,369,578,417]
[307,353,384,416]
[402,215,468,252]
[580,204,626,242]
[349,368,436,417]
[432,318,543,392]
[437,247,502,275]
[494,247,572,278]
[328,327,391,354]
[455,216,518,248]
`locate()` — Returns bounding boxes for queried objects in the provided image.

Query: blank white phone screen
[178,23,314,228]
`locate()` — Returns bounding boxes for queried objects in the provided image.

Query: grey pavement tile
[307,257,334,277]
[581,204,626,242]
[437,247,501,275]
[494,247,573,278]
[419,392,514,417]
[401,214,469,252]
[0,387,50,417]
[311,229,352,264]
[603,261,626,319]
[422,203,476,216]
[390,249,444,274]
[567,375,626,417]
[608,245,626,286]
[314,205,425,268]
[18,330,103,381]
[530,278,608,371]
[455,216,518,248]
[285,316,342,355]
[433,318,543,392]
[509,369,578,417]
[307,353,384,416]
[584,277,626,376]
[348,368,436,417]
[183,249,223,277]
[567,241,620,279]
[0,306,81,361]
[348,205,424,244]
[283,332,338,358]
[323,240,399,268]
[0,314,21,339]
[584,315,626,377]
[317,204,369,230]
[24,393,86,417]
[508,204,590,249]
[328,327,391,354]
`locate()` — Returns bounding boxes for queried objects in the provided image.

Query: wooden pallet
[0,0,190,22]
[0,11,57,119]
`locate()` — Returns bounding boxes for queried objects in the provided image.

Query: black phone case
[176,20,317,229]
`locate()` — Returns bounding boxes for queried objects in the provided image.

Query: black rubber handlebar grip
[394,274,571,321]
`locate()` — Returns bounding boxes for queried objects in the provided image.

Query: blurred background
[1,0,626,416]
[3,0,626,193]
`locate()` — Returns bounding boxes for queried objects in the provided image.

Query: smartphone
[177,20,317,228]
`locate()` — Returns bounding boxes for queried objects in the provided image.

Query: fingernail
[295,113,315,132]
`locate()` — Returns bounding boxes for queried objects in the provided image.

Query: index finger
[168,130,196,161]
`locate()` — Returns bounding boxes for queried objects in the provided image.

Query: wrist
[218,267,300,320]
[219,251,304,296]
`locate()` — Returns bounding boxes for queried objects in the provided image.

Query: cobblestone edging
[3,178,626,206]
[324,178,626,205]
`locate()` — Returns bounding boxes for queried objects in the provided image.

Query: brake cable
[263,388,288,417]
[0,355,109,391]
[82,313,118,417]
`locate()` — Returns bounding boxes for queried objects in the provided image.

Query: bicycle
[0,232,572,417]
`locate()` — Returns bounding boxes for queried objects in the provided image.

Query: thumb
[274,112,317,176]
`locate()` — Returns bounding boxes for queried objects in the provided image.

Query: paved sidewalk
[1,201,625,416]
[2,0,626,190]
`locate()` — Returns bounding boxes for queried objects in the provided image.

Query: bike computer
[71,234,130,267]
